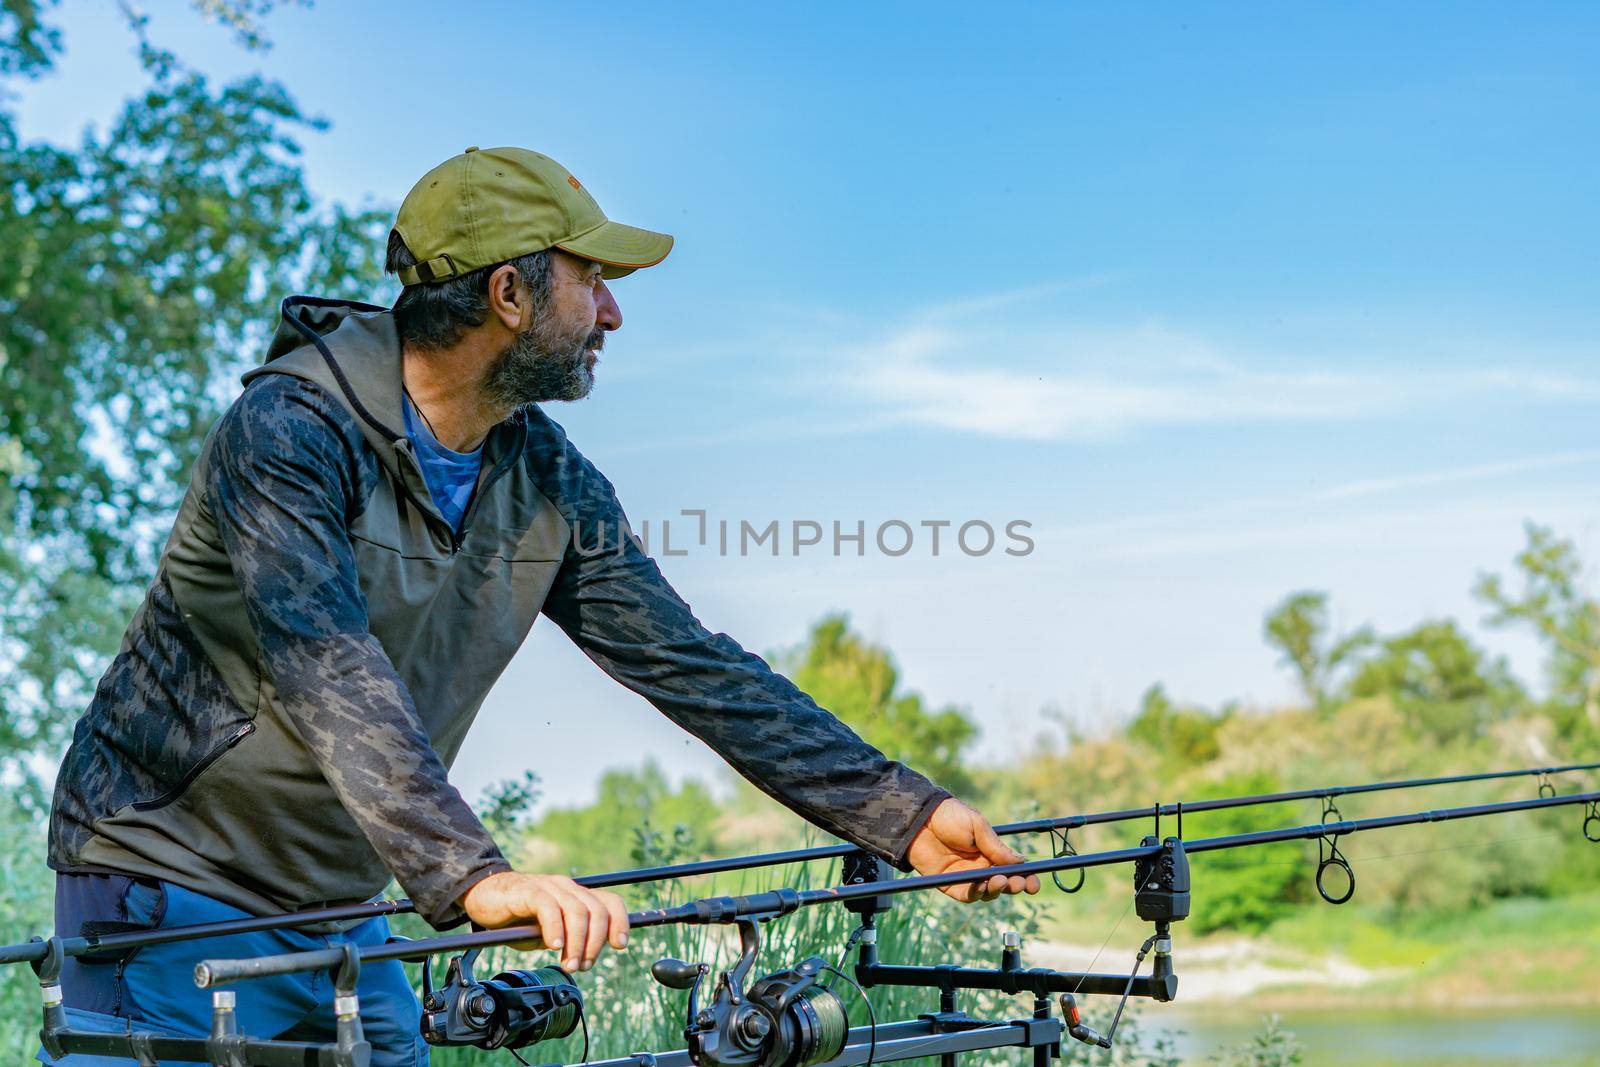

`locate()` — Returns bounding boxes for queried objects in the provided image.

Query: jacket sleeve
[205,375,510,928]
[535,431,951,871]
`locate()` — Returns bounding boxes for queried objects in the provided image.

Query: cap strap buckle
[398,253,458,286]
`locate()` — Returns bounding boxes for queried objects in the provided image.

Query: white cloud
[1308,451,1600,503]
[857,341,1387,441]
[1011,452,1600,565]
[597,280,1600,454]
[806,289,1600,442]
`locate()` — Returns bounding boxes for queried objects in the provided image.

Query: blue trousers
[40,874,428,1066]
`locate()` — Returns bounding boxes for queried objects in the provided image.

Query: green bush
[0,798,54,1057]
[1212,1015,1303,1067]
[1181,775,1303,935]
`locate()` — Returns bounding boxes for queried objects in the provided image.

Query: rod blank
[10,757,1593,967]
[194,789,1600,987]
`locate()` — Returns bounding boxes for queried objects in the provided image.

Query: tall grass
[420,852,1181,1067]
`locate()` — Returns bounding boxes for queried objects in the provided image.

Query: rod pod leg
[332,942,372,1067]
[128,1030,159,1066]
[938,985,958,1067]
[31,937,68,1063]
[1032,994,1053,1067]
[206,989,248,1067]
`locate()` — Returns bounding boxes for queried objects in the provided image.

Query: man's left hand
[906,797,1042,903]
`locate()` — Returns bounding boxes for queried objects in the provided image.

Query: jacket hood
[250,295,405,447]
[243,295,528,525]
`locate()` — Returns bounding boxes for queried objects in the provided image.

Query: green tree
[1344,619,1524,741]
[0,785,53,1053]
[476,770,542,843]
[532,761,723,875]
[1262,591,1372,709]
[1126,683,1227,767]
[0,1,387,792]
[783,613,979,794]
[1475,522,1600,734]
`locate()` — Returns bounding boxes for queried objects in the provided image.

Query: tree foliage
[0,3,388,789]
[1184,773,1303,934]
[783,613,980,794]
[1126,683,1228,767]
[0,0,59,76]
[532,761,724,876]
[1475,522,1600,735]
[1343,619,1524,742]
[1262,590,1372,709]
[476,769,542,843]
[1212,1015,1303,1067]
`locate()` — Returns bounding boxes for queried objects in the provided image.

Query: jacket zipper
[398,419,525,555]
[450,451,518,554]
[131,722,256,812]
[393,444,457,550]
[448,418,527,553]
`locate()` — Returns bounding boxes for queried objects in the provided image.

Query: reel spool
[482,965,583,1048]
[654,917,852,1067]
[420,949,582,1051]
[746,965,850,1067]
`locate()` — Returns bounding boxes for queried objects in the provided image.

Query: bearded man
[43,147,1038,1066]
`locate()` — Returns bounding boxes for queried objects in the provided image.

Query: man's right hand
[459,871,630,972]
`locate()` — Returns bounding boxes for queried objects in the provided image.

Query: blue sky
[22,2,1600,809]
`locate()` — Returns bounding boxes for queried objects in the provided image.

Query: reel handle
[651,958,705,990]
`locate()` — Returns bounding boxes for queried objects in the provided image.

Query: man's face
[484,250,622,407]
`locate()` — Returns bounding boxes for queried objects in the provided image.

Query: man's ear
[485,264,529,332]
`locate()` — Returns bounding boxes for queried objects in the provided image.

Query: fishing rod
[6,757,1592,969]
[25,789,1600,1067]
[191,788,1600,984]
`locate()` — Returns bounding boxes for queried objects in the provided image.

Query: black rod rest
[852,929,1179,1003]
[32,933,373,1066]
[37,1027,370,1066]
[850,833,1189,1053]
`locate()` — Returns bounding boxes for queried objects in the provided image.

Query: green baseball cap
[393,146,674,285]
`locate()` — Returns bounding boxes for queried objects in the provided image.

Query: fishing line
[1153,828,1565,872]
[821,962,876,1067]
[1067,872,1154,999]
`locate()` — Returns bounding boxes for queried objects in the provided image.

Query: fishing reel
[652,918,851,1067]
[419,946,583,1052]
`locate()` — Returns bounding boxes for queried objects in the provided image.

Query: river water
[1149,1006,1600,1065]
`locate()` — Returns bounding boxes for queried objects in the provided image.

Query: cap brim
[556,219,675,280]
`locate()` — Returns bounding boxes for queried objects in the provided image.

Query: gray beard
[483,317,603,407]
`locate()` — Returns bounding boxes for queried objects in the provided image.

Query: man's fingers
[531,892,565,957]
[943,867,1044,903]
[579,893,608,970]
[942,882,977,904]
[558,892,589,972]
[463,872,634,966]
[938,871,979,903]
[602,891,631,951]
[975,817,1023,867]
[964,871,998,904]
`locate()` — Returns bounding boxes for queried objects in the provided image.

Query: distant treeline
[501,521,1600,932]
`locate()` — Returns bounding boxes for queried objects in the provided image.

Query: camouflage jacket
[48,296,950,928]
